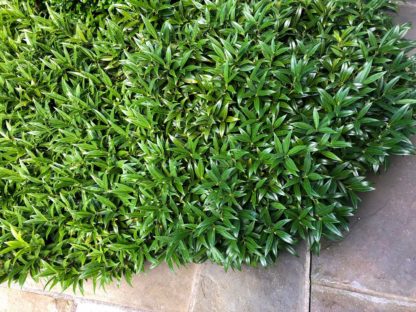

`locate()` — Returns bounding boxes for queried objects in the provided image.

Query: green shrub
[0,0,415,290]
[31,0,118,12]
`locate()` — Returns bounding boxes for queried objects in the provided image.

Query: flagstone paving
[310,151,416,311]
[1,243,310,312]
[189,243,310,312]
[1,4,416,312]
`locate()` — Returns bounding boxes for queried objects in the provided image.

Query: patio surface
[1,3,416,312]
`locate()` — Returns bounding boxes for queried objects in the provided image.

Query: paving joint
[187,264,203,312]
[10,285,76,303]
[304,244,312,312]
[6,286,153,312]
[73,297,151,312]
[399,2,416,8]
[312,279,416,305]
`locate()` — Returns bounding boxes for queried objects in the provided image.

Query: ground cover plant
[1,0,416,291]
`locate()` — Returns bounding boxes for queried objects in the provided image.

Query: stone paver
[7,264,197,312]
[311,142,416,303]
[395,4,416,40]
[75,301,140,312]
[4,245,310,312]
[311,284,416,312]
[312,152,416,295]
[77,264,197,312]
[0,288,74,312]
[190,243,310,312]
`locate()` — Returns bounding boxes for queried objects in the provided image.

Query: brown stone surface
[75,301,138,312]
[0,288,74,312]
[79,264,196,312]
[12,264,197,312]
[190,243,309,312]
[4,249,310,312]
[311,150,416,299]
[311,284,416,312]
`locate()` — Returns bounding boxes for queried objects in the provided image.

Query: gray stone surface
[395,5,416,40]
[190,244,310,312]
[310,5,416,310]
[311,284,416,312]
[312,149,416,299]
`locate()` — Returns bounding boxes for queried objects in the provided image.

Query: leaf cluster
[0,0,415,290]
[32,0,118,12]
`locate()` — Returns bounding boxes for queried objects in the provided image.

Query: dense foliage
[1,0,415,290]
[32,0,118,12]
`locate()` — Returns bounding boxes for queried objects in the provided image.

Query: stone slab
[0,288,74,312]
[190,243,310,312]
[311,284,416,312]
[6,263,197,312]
[77,264,197,312]
[311,148,416,299]
[395,5,416,40]
[75,300,141,312]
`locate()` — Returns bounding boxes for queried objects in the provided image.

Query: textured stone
[395,5,416,40]
[79,264,196,312]
[190,243,309,312]
[311,284,416,312]
[86,264,197,312]
[12,263,197,312]
[0,288,74,312]
[75,301,138,312]
[312,148,416,299]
